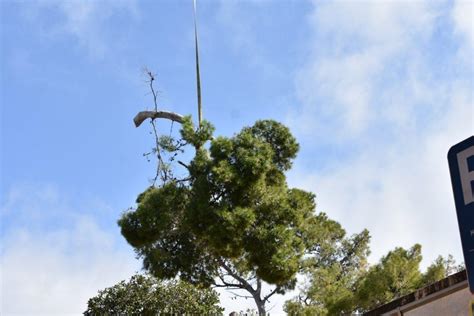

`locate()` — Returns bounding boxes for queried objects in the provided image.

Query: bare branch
[263,287,280,302]
[214,275,244,289]
[228,290,253,299]
[177,160,190,170]
[150,120,168,185]
[174,176,192,184]
[213,284,242,289]
[219,259,256,295]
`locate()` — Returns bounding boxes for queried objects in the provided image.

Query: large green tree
[421,254,463,286]
[355,244,424,311]
[84,274,223,315]
[285,243,462,315]
[284,224,371,315]
[356,247,463,312]
[118,116,354,315]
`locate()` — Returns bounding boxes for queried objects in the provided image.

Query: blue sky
[1,0,473,314]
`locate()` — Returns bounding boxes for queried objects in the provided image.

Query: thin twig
[228,290,253,299]
[146,69,158,111]
[150,120,168,185]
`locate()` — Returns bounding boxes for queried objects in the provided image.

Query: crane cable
[193,0,202,128]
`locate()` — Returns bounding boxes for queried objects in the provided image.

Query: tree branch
[213,284,243,290]
[263,287,280,302]
[177,160,190,170]
[144,68,159,111]
[215,274,245,289]
[134,110,184,127]
[150,120,167,185]
[219,260,256,295]
[228,290,254,299]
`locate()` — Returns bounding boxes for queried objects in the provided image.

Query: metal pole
[193,0,202,128]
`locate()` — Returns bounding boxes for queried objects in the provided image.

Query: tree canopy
[84,274,223,315]
[355,244,424,310]
[284,223,371,316]
[355,245,463,312]
[285,243,463,315]
[118,117,354,314]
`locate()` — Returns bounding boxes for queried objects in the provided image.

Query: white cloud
[289,81,472,266]
[287,0,473,270]
[290,0,440,139]
[452,0,474,45]
[1,184,140,315]
[452,0,474,63]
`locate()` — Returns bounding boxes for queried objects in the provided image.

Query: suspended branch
[133,1,204,186]
[133,0,202,129]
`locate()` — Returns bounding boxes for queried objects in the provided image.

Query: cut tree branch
[134,110,184,127]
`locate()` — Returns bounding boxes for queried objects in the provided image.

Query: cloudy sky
[1,0,473,315]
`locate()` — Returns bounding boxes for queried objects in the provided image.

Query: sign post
[448,135,474,294]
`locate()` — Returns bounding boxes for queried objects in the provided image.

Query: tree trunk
[217,261,268,315]
[251,281,266,316]
[255,299,266,316]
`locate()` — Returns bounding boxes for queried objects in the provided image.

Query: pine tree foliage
[119,117,332,314]
[284,224,371,315]
[355,244,424,310]
[285,242,463,315]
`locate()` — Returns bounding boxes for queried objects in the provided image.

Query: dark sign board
[448,135,474,294]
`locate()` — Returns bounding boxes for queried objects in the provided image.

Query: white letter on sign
[457,146,474,205]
